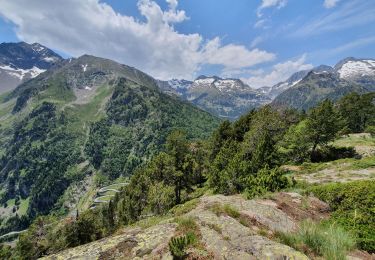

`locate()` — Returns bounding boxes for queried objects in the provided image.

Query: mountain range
[157,57,375,114]
[1,42,374,120]
[158,76,270,119]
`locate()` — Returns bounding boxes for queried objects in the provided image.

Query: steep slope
[158,76,270,120]
[0,42,62,93]
[271,58,375,110]
[0,55,220,234]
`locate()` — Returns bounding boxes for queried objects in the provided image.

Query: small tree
[306,100,340,156]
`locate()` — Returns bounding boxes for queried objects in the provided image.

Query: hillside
[0,55,220,235]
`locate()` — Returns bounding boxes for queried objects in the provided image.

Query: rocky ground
[43,192,333,260]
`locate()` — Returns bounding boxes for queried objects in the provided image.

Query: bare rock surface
[41,192,332,260]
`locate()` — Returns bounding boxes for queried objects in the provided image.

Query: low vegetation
[309,180,375,252]
[276,220,356,260]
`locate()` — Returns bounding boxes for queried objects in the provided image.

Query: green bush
[309,180,375,252]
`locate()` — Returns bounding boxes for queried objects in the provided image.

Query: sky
[0,0,374,88]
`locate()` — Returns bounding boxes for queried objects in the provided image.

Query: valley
[0,42,374,260]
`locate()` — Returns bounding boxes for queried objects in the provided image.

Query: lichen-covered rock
[42,224,176,260]
[42,192,331,259]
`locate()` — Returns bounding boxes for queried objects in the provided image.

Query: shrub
[245,166,290,198]
[309,180,375,252]
[169,232,197,259]
[310,146,357,163]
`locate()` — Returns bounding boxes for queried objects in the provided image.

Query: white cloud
[323,0,341,8]
[292,0,375,37]
[0,0,275,80]
[257,0,287,17]
[241,55,313,88]
[202,37,275,70]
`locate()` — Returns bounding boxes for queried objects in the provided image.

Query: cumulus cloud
[323,0,341,8]
[202,37,275,70]
[0,0,275,80]
[241,55,313,88]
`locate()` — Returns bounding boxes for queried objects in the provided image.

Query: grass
[210,203,240,219]
[134,215,170,229]
[18,198,30,216]
[276,220,356,260]
[298,156,375,174]
[333,133,375,148]
[175,217,199,234]
[169,199,199,216]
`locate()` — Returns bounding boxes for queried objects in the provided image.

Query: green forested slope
[0,55,219,234]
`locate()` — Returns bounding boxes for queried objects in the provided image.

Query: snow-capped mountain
[271,57,375,110]
[158,75,270,119]
[0,42,63,93]
[260,65,336,99]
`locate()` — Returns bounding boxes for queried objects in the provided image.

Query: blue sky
[0,0,374,87]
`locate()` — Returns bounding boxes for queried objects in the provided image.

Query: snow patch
[81,64,88,72]
[0,65,46,80]
[43,56,57,62]
[338,60,375,79]
[194,78,215,85]
[291,79,302,86]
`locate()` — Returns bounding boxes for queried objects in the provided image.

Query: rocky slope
[42,192,329,259]
[0,42,62,93]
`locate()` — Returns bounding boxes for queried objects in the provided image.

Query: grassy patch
[333,134,375,148]
[276,220,356,260]
[134,215,170,229]
[210,203,240,219]
[175,217,199,234]
[18,198,30,216]
[169,199,199,216]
